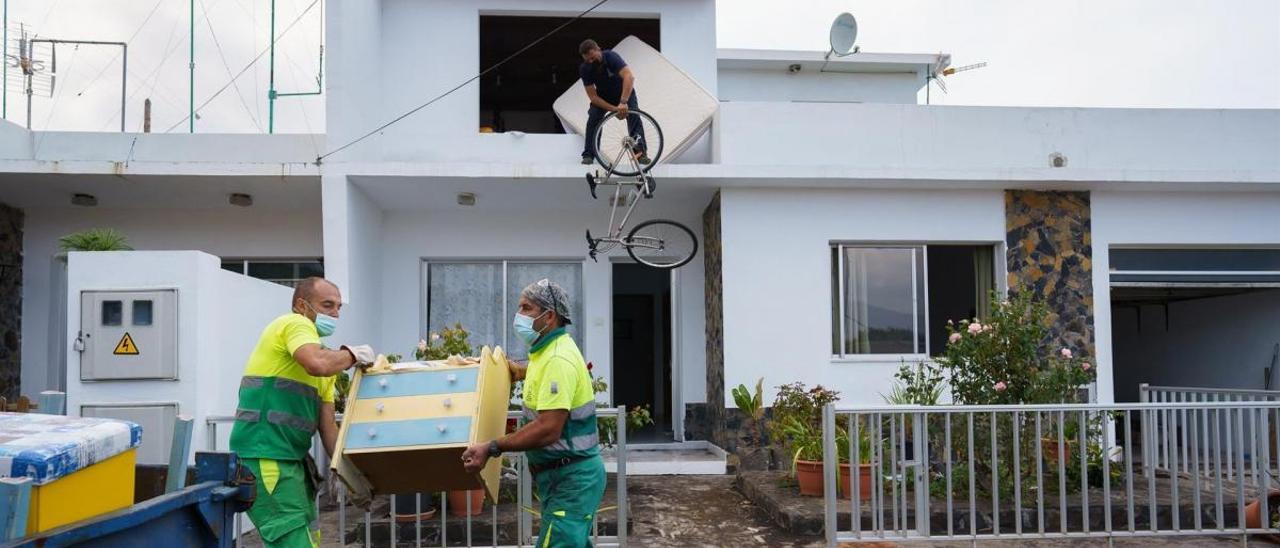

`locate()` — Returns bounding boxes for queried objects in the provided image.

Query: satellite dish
[828,13,858,57]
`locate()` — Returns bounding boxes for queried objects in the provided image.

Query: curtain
[504,263,584,360]
[426,262,504,352]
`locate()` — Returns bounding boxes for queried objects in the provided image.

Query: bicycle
[583,108,698,269]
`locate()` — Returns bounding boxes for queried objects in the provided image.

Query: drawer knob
[375,403,385,414]
[378,378,389,388]
[446,374,457,383]
[437,424,448,433]
[367,428,377,438]
[443,398,453,408]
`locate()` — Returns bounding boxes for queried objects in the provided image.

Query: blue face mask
[513,310,548,347]
[303,301,337,337]
[314,313,337,338]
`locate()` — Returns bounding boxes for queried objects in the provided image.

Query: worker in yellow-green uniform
[229,277,376,548]
[463,279,604,548]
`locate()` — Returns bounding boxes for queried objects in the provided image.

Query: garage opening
[479,15,660,134]
[1109,249,1280,402]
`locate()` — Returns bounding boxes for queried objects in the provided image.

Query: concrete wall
[364,195,709,411]
[22,207,321,394]
[717,70,920,104]
[2,130,323,164]
[1112,289,1280,403]
[326,0,717,163]
[65,251,291,464]
[1091,191,1280,405]
[716,102,1280,175]
[719,187,1007,406]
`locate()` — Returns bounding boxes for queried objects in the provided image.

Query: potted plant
[59,228,132,251]
[780,415,872,499]
[731,378,772,470]
[1245,489,1280,539]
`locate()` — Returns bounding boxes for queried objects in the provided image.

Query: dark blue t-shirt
[579,50,628,102]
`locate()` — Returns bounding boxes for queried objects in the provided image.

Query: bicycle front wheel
[625,219,698,269]
[593,109,664,177]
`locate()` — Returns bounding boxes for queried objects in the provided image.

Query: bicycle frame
[591,136,661,254]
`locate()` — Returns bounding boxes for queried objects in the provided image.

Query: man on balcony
[578,39,650,166]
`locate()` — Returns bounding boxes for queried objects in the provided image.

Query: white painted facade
[0,0,1278,443]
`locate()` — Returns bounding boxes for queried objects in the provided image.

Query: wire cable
[199,0,262,130]
[163,0,319,133]
[316,0,610,163]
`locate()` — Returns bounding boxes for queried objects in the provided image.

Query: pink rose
[431,332,441,341]
[968,323,983,335]
[417,339,428,352]
[1060,348,1073,358]
[1081,362,1092,371]
[948,333,962,344]
[994,381,1007,393]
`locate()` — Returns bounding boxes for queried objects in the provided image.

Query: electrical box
[81,403,178,465]
[79,290,178,381]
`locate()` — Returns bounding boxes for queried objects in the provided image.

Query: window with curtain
[831,244,997,358]
[425,261,584,361]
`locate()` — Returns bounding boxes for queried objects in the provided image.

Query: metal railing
[207,407,628,546]
[822,401,1280,546]
[1140,384,1280,479]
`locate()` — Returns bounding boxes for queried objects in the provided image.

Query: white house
[0,0,1277,453]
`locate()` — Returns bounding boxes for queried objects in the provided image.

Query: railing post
[913,411,929,538]
[617,406,627,547]
[823,403,837,547]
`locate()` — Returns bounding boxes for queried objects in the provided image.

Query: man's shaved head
[292,277,343,319]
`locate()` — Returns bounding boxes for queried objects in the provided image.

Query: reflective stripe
[274,377,321,404]
[267,410,317,432]
[545,431,599,452]
[241,376,266,388]
[568,400,596,420]
[235,408,262,422]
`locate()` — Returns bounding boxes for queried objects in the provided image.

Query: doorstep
[602,441,728,475]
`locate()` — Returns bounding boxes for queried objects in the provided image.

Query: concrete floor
[236,475,1280,547]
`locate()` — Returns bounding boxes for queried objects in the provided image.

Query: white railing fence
[207,408,629,547]
[823,401,1280,546]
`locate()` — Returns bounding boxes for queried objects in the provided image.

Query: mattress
[0,412,142,485]
[554,36,718,164]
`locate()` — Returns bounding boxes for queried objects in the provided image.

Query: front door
[612,264,673,442]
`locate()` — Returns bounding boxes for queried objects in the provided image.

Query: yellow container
[26,448,137,533]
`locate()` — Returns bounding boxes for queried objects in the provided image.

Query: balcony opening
[479,15,660,134]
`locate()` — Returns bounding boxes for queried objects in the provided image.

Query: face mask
[513,310,549,347]
[302,301,338,337]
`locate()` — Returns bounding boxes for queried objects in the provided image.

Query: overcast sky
[3,0,1277,134]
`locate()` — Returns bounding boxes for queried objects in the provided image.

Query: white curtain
[426,262,504,354]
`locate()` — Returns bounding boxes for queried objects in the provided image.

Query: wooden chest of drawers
[331,346,510,502]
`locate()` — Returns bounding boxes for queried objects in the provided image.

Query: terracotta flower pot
[446,489,485,517]
[1244,489,1280,531]
[1041,437,1075,463]
[795,460,872,500]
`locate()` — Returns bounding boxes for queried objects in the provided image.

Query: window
[479,15,660,134]
[221,259,325,288]
[132,300,153,326]
[425,260,584,360]
[831,244,996,358]
[1110,248,1280,285]
[102,301,123,326]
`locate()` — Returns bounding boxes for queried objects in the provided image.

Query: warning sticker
[113,333,140,355]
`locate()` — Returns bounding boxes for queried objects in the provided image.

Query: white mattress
[554,36,717,164]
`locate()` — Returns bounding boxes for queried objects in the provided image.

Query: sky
[2,0,1277,134]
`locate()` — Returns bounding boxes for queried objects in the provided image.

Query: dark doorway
[612,263,673,442]
[479,15,661,134]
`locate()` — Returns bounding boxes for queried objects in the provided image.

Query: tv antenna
[926,53,986,104]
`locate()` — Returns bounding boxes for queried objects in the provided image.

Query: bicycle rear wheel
[625,219,698,269]
[593,109,664,177]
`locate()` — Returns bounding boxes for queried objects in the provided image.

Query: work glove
[342,344,376,369]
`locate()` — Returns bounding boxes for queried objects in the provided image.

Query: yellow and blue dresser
[332,346,511,502]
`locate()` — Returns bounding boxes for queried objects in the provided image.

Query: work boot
[581,154,594,165]
[637,153,651,165]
